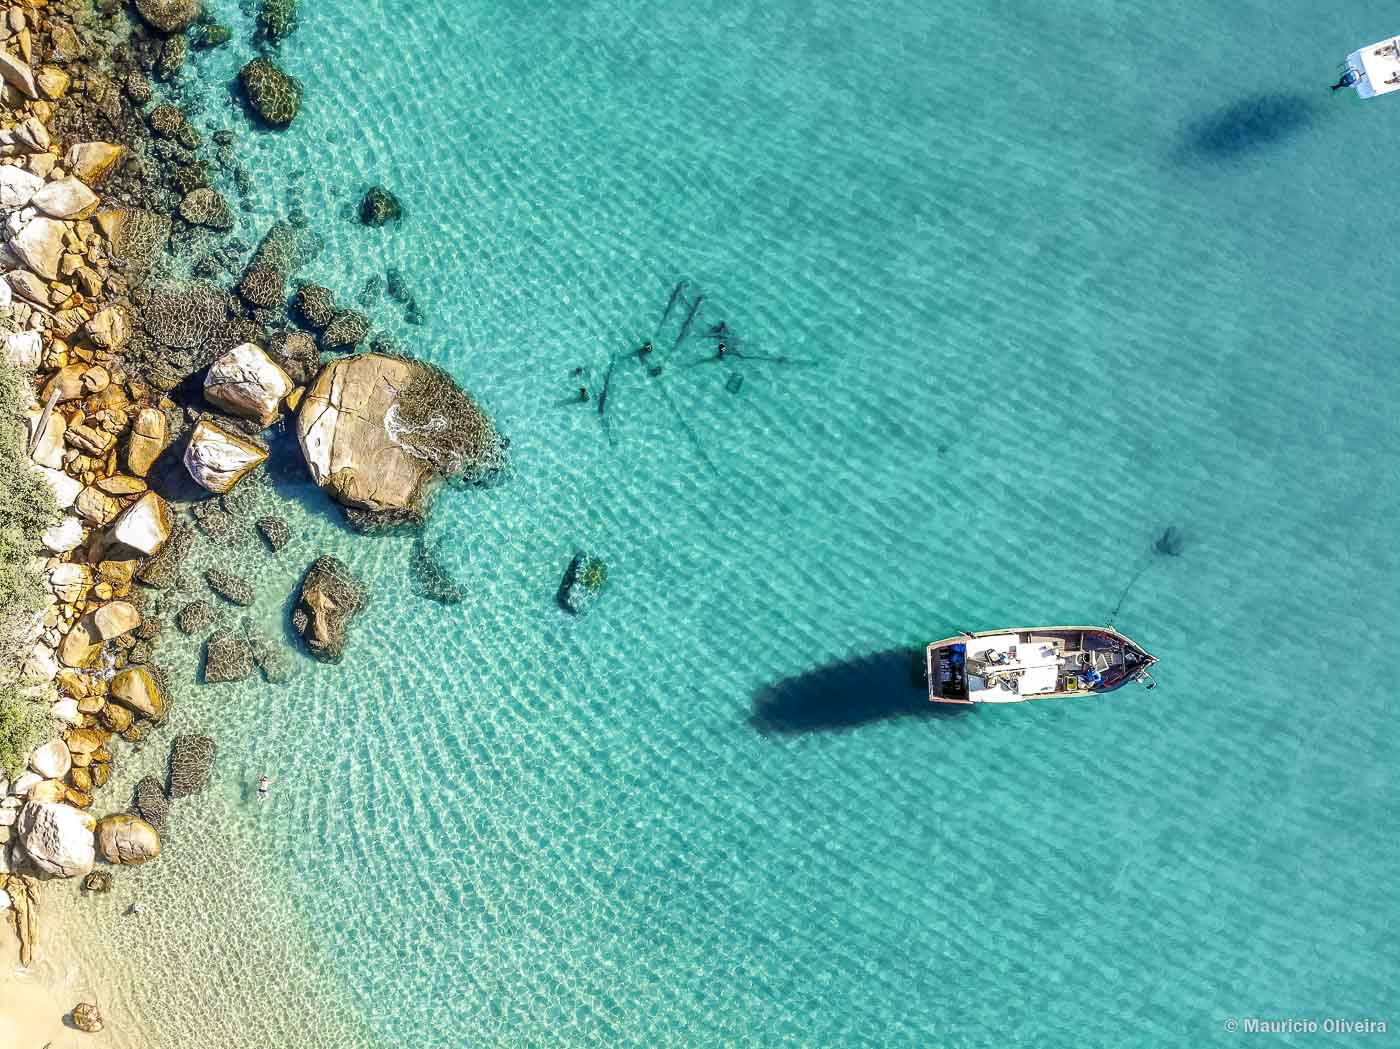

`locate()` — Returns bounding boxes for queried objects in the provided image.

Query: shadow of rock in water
[750,647,972,735]
[1182,93,1317,161]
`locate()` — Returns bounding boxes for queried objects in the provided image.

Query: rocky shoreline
[0,0,504,1027]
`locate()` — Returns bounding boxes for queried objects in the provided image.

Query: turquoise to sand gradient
[55,1,1400,1047]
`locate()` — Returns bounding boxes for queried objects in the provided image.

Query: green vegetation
[392,360,507,483]
[0,691,52,778]
[0,352,59,682]
[580,556,608,593]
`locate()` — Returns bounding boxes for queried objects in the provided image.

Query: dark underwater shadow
[749,648,973,736]
[1180,93,1318,162]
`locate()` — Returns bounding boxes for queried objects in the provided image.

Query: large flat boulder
[96,813,160,865]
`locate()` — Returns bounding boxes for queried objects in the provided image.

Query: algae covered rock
[176,599,216,636]
[71,1002,104,1033]
[291,555,364,663]
[168,734,216,797]
[239,57,301,127]
[257,0,298,40]
[130,775,169,832]
[238,266,285,308]
[206,568,255,607]
[296,353,506,527]
[134,0,200,33]
[294,283,336,329]
[256,514,291,551]
[558,552,608,615]
[179,187,235,230]
[319,309,369,351]
[360,186,402,226]
[205,628,253,683]
[194,23,232,49]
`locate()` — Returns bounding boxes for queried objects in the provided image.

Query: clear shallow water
[54,1,1400,1046]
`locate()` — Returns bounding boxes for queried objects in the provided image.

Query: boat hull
[926,625,1155,705]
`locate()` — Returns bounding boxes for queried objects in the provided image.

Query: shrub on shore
[0,353,59,680]
[0,691,53,778]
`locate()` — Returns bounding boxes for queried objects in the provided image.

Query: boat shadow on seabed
[749,648,972,736]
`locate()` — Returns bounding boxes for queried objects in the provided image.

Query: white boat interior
[1345,38,1400,98]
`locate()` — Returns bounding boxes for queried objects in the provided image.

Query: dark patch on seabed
[1181,93,1318,161]
[750,648,971,735]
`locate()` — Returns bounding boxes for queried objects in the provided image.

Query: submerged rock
[194,23,232,49]
[359,186,402,226]
[257,0,298,40]
[557,552,609,615]
[291,556,364,663]
[179,187,235,229]
[204,628,253,683]
[239,57,301,127]
[176,599,216,636]
[411,536,464,605]
[256,514,291,551]
[206,568,255,607]
[293,282,335,329]
[71,1002,104,1033]
[168,734,216,798]
[1155,526,1185,556]
[319,309,369,352]
[130,775,169,832]
[134,0,200,33]
[244,618,290,684]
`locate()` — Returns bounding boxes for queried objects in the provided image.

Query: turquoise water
[67,1,1400,1046]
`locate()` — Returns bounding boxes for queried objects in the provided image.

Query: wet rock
[204,627,253,683]
[176,600,216,636]
[206,568,254,607]
[319,309,369,352]
[137,522,194,590]
[257,0,298,40]
[18,802,95,878]
[291,555,364,663]
[238,266,284,308]
[293,282,335,329]
[239,57,301,127]
[143,280,232,349]
[184,418,269,494]
[359,186,402,227]
[134,0,200,33]
[194,23,232,49]
[256,514,291,551]
[179,187,234,230]
[96,813,161,865]
[130,775,169,832]
[244,619,289,684]
[167,734,215,798]
[557,552,609,615]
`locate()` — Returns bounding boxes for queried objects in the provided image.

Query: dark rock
[168,734,215,798]
[82,870,112,894]
[123,71,152,104]
[135,0,200,33]
[171,162,211,195]
[193,504,238,543]
[268,330,320,385]
[220,483,259,518]
[293,282,335,329]
[143,280,233,350]
[179,188,235,230]
[411,536,464,605]
[385,267,412,303]
[257,0,298,40]
[206,568,255,606]
[194,24,232,49]
[150,105,200,148]
[238,267,285,308]
[204,627,253,682]
[130,775,169,832]
[557,552,608,615]
[319,309,369,351]
[238,57,301,128]
[292,556,364,663]
[359,186,402,227]
[137,522,194,589]
[369,332,402,355]
[1155,526,1185,556]
[104,208,171,276]
[156,34,187,81]
[175,599,216,636]
[213,130,236,148]
[256,514,291,551]
[243,619,289,684]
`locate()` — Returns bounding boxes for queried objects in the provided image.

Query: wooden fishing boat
[926,626,1156,705]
